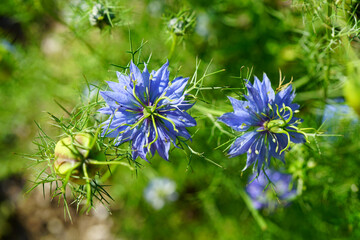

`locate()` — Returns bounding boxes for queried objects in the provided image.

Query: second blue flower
[218,74,306,173]
[99,61,196,161]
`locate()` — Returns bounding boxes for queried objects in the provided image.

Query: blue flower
[218,74,306,173]
[246,169,297,210]
[99,61,196,161]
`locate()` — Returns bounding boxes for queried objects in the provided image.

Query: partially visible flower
[144,178,178,210]
[82,82,99,103]
[218,74,306,173]
[322,99,358,140]
[89,3,115,28]
[99,61,196,161]
[195,12,211,38]
[246,169,297,210]
[323,98,358,125]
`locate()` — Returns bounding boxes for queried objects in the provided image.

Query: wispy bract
[99,61,196,161]
[218,74,306,173]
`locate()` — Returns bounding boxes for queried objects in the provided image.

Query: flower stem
[168,34,178,60]
[238,187,268,231]
[324,0,333,100]
[82,163,92,211]
[193,104,225,116]
[88,159,135,170]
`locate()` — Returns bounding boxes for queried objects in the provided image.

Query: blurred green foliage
[1,0,360,239]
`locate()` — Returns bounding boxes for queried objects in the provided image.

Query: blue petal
[262,73,275,101]
[130,61,148,103]
[130,60,144,84]
[218,112,254,131]
[228,96,248,113]
[142,63,150,90]
[268,133,286,163]
[255,139,267,174]
[163,111,196,127]
[116,71,131,87]
[131,121,150,161]
[275,85,295,107]
[100,90,138,109]
[150,61,170,103]
[287,130,306,144]
[153,125,171,160]
[98,107,113,114]
[163,120,192,140]
[228,131,259,157]
[106,81,125,93]
[245,84,265,112]
[165,77,189,99]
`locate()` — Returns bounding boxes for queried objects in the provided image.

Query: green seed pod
[54,133,105,184]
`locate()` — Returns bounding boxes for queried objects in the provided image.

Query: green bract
[54,133,105,184]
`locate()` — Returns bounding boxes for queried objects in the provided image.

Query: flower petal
[150,61,170,103]
[218,112,253,131]
[228,131,259,157]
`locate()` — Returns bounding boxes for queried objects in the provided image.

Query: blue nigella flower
[218,74,306,173]
[246,169,297,210]
[99,61,196,161]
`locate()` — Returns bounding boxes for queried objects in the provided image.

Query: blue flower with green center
[218,74,307,173]
[99,61,196,161]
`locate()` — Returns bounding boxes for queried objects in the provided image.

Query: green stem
[193,104,225,116]
[82,163,92,210]
[324,0,333,100]
[238,187,267,231]
[168,34,178,60]
[88,160,135,170]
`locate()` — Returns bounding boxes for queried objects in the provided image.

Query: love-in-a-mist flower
[246,169,297,210]
[218,74,306,173]
[99,61,196,161]
[144,178,178,210]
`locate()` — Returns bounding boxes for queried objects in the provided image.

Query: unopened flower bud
[54,133,105,184]
[167,11,196,37]
[89,3,115,28]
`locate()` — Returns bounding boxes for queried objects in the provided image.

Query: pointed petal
[100,90,137,109]
[228,96,248,113]
[165,77,189,99]
[150,61,170,102]
[262,73,275,101]
[218,112,253,131]
[228,131,259,157]
[164,111,196,127]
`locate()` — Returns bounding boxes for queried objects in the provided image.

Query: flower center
[143,105,156,118]
[263,119,287,133]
